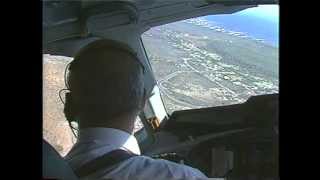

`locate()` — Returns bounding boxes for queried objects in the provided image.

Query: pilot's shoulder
[126,155,208,179]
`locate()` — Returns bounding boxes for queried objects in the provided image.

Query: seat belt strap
[74,149,138,178]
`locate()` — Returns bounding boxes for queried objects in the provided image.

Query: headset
[59,62,78,138]
[59,39,149,139]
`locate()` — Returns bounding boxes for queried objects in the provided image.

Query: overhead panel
[43,1,84,44]
[85,2,138,34]
[138,1,256,32]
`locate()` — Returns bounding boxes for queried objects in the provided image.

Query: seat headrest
[42,139,78,180]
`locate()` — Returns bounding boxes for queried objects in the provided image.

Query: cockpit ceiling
[78,0,277,9]
[43,0,278,47]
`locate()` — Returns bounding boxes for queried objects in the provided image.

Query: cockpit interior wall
[43,1,156,95]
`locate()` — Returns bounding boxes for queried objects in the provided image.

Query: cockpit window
[141,5,279,114]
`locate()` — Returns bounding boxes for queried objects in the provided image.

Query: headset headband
[68,39,145,74]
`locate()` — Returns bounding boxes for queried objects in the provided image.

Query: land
[142,17,278,113]
[43,55,75,156]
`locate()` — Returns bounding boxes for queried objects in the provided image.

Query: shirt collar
[78,127,141,155]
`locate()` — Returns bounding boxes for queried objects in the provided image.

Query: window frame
[139,37,170,116]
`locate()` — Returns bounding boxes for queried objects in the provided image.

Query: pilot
[64,39,208,179]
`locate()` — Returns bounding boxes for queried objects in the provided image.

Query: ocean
[204,5,279,47]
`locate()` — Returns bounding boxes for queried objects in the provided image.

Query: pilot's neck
[78,116,136,135]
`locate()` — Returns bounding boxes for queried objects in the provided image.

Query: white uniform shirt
[65,128,208,180]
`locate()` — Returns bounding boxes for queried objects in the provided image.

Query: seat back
[42,139,79,180]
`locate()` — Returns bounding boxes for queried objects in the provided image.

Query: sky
[237,5,279,23]
[204,4,279,46]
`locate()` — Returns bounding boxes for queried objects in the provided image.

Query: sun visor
[43,1,83,44]
[85,2,138,33]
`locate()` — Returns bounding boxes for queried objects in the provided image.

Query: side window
[43,54,75,156]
